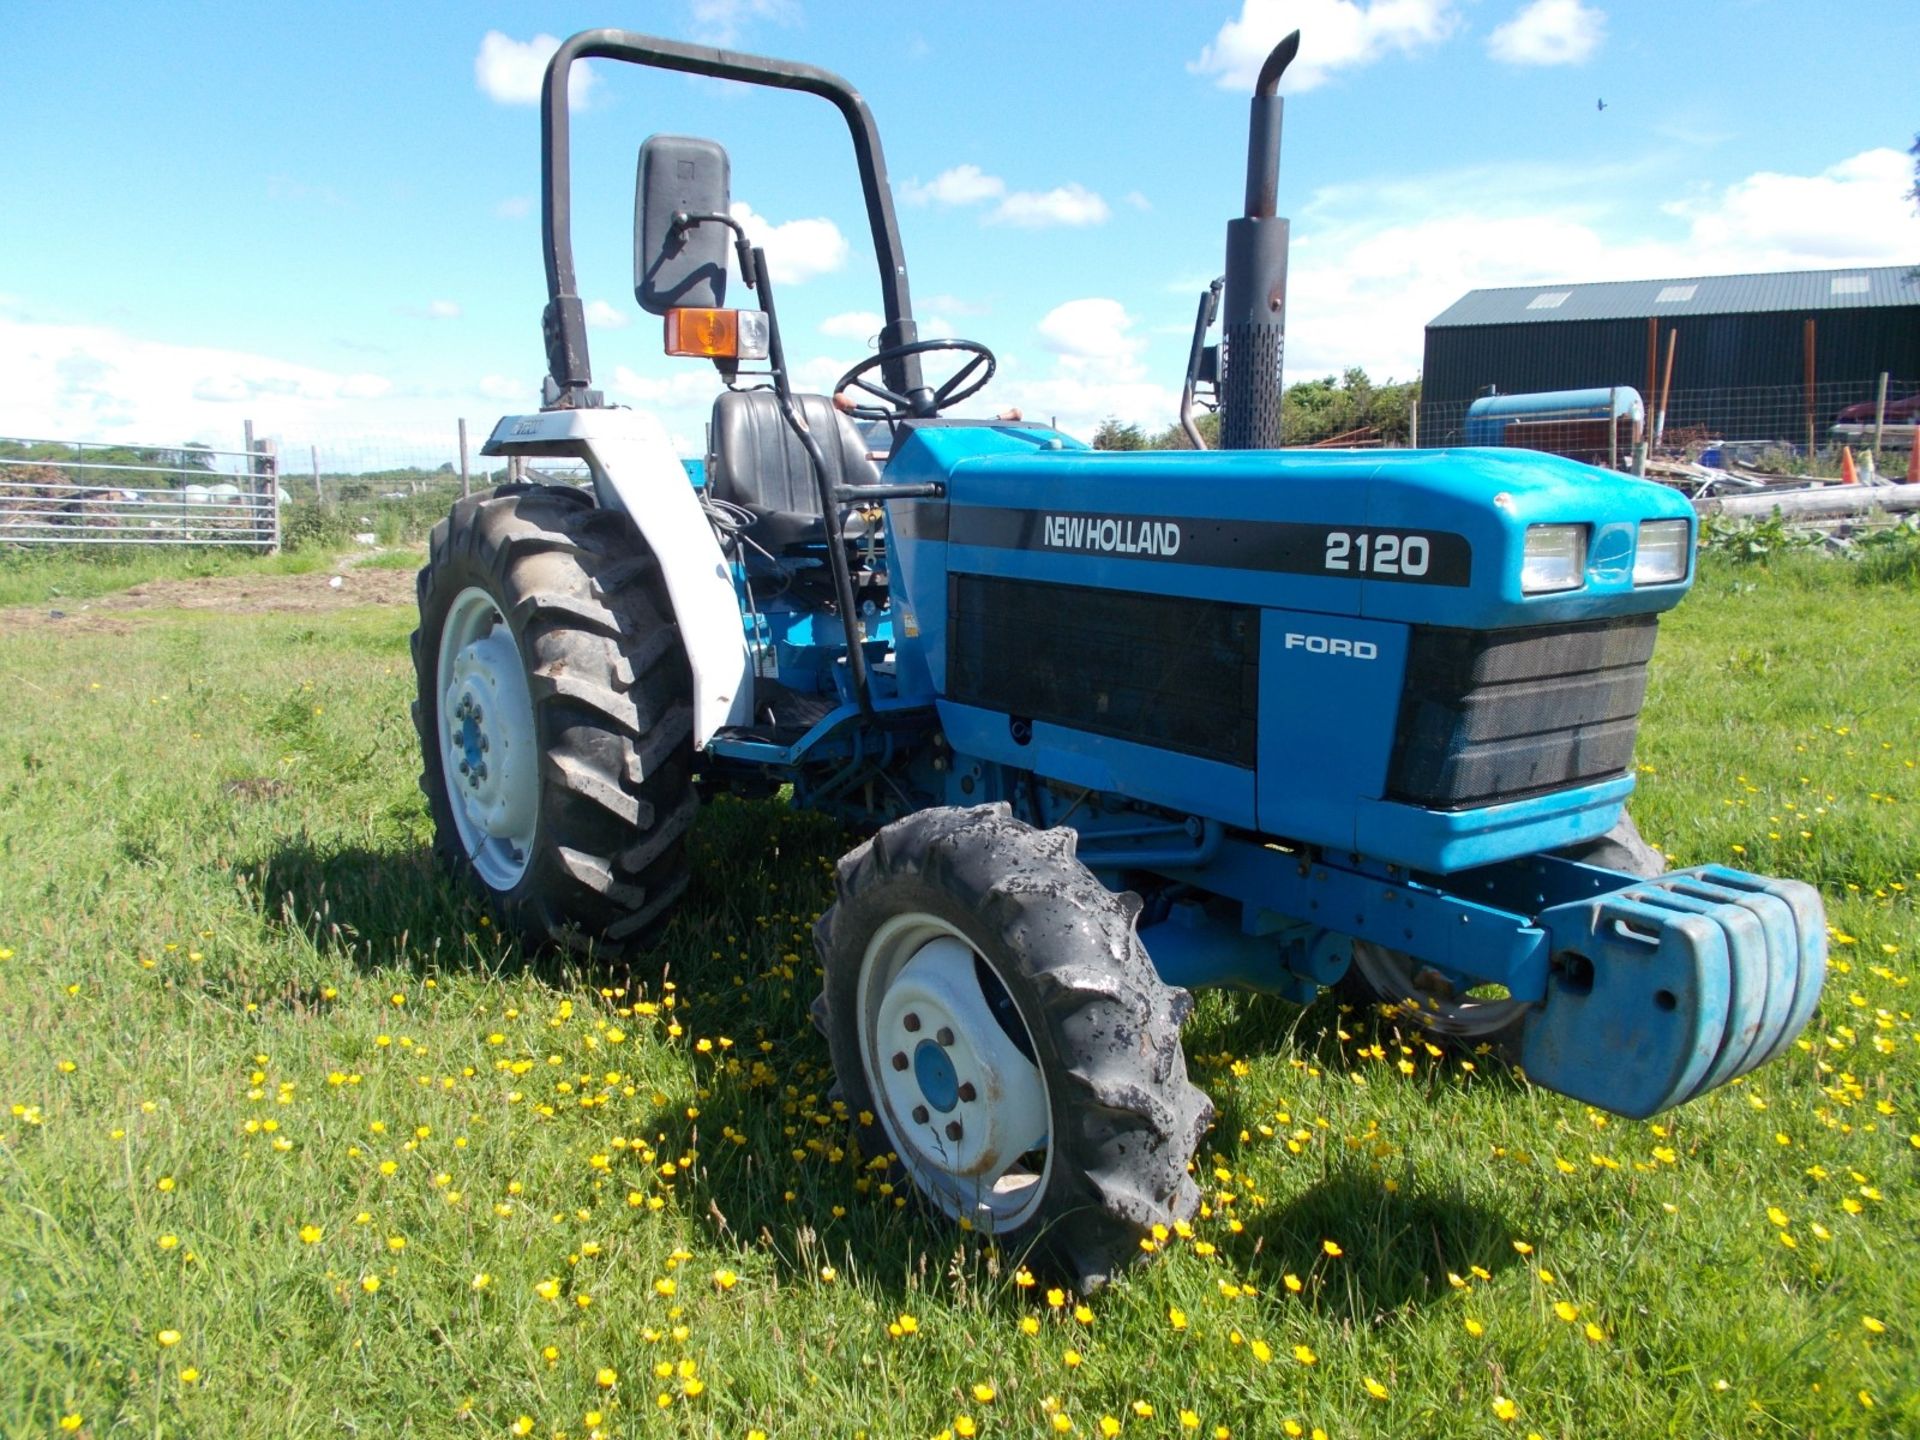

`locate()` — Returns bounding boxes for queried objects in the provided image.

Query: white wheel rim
[855,912,1053,1232]
[1351,941,1530,1039]
[436,586,540,890]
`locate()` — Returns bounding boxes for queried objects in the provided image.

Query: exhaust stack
[1218,31,1297,451]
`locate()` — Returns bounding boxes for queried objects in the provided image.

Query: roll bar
[537,29,922,407]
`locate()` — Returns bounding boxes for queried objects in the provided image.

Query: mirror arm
[671,211,758,290]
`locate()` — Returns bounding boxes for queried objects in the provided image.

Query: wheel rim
[436,586,540,890]
[855,912,1052,1232]
[1350,941,1531,1039]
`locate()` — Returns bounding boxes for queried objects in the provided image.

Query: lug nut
[956,1082,976,1103]
[471,704,483,723]
[902,1012,921,1033]
[458,760,470,774]
[891,1051,909,1071]
[944,1120,963,1141]
[935,1026,954,1047]
[911,1104,929,1124]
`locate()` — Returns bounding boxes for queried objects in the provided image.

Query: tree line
[1090,368,1420,451]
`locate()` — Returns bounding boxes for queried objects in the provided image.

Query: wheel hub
[436,588,540,890]
[871,935,1049,1183]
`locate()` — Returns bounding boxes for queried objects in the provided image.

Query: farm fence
[0,436,280,550]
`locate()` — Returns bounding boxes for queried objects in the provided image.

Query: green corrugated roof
[1428,264,1920,328]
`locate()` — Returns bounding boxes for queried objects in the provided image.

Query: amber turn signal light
[664,307,770,361]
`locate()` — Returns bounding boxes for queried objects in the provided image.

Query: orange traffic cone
[1839,446,1858,484]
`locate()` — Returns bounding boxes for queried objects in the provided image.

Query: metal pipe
[1218,31,1298,451]
[1178,278,1223,449]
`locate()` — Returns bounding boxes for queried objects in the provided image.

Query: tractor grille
[1386,614,1657,810]
[948,574,1260,768]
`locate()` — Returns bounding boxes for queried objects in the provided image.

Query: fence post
[1873,371,1889,458]
[1607,386,1618,470]
[1802,318,1816,459]
[1408,398,1419,448]
[311,444,323,501]
[256,438,280,553]
[459,418,471,498]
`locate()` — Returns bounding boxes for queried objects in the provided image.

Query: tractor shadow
[1226,1167,1525,1322]
[245,839,531,984]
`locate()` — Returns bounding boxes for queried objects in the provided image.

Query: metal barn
[1420,265,1920,448]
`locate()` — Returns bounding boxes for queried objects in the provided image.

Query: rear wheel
[412,485,697,954]
[1340,812,1666,1053]
[816,805,1212,1288]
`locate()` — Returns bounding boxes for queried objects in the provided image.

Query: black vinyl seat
[706,389,879,551]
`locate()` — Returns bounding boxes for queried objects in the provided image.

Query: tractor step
[723,678,844,746]
[1519,866,1827,1118]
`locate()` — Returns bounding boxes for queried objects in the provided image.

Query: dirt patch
[0,565,418,635]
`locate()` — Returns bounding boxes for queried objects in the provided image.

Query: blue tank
[1465,387,1644,446]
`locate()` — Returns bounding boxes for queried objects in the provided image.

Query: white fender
[483,407,751,747]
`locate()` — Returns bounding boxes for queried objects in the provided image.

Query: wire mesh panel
[0,438,279,549]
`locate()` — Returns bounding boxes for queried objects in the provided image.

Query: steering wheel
[833,338,997,421]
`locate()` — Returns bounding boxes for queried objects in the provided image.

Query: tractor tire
[412,484,697,955]
[1339,811,1666,1056]
[815,804,1212,1289]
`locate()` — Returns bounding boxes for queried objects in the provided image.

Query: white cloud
[1487,0,1605,66]
[1660,149,1918,266]
[191,375,253,404]
[922,292,987,317]
[585,299,631,330]
[1191,0,1458,91]
[1279,147,1920,380]
[1037,298,1146,372]
[901,164,1007,207]
[0,315,397,445]
[1124,190,1152,212]
[609,366,732,410]
[991,183,1111,229]
[478,375,532,402]
[820,311,885,342]
[903,167,1110,228]
[475,32,597,107]
[730,201,849,283]
[688,0,798,47]
[493,196,532,220]
[427,299,461,320]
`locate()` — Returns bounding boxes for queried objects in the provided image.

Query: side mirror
[634,135,731,316]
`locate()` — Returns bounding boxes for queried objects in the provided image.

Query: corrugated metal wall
[1421,307,1920,443]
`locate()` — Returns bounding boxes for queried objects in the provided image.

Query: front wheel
[411,485,698,954]
[815,805,1212,1288]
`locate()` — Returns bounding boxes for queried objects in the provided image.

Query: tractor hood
[884,422,1695,632]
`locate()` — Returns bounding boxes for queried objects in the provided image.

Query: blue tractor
[413,30,1827,1284]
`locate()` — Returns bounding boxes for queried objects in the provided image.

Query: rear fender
[483,408,750,745]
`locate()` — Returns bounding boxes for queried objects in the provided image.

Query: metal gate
[0,436,280,550]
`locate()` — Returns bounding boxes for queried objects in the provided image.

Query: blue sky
[3,0,1917,464]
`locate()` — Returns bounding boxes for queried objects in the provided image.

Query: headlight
[1634,518,1691,585]
[1521,524,1587,594]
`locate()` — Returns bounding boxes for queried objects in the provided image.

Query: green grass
[0,556,1913,1439]
[352,546,429,571]
[0,545,329,609]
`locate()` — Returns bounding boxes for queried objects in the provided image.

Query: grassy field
[0,552,1913,1439]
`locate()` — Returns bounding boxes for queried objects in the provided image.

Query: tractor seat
[706,389,879,552]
